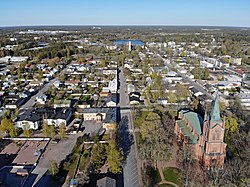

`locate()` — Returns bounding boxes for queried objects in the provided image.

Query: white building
[200,60,214,68]
[108,78,118,93]
[36,94,47,105]
[236,89,250,110]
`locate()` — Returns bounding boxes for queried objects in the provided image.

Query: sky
[0,0,250,27]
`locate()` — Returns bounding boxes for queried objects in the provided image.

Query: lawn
[158,184,175,187]
[163,167,182,186]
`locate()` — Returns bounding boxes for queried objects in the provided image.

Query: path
[156,166,179,187]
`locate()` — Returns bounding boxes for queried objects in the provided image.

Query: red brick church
[175,93,226,167]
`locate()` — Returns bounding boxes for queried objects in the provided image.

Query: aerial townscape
[0,1,250,187]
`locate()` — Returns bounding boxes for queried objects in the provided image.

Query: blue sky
[0,0,249,27]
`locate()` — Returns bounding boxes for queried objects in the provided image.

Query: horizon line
[0,24,250,29]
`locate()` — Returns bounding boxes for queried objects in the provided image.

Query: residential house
[16,108,73,129]
[44,108,73,127]
[53,100,72,108]
[36,94,47,105]
[236,89,250,110]
[106,95,118,107]
[78,107,117,130]
[15,109,42,130]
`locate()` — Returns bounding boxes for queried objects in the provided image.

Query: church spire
[210,91,221,122]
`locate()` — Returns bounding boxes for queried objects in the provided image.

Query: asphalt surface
[20,78,59,110]
[21,65,69,110]
[118,68,140,187]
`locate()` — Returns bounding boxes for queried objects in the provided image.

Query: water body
[114,40,144,46]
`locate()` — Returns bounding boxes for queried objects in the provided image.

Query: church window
[212,133,216,140]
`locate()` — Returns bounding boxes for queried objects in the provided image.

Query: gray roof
[97,177,116,187]
[17,108,72,122]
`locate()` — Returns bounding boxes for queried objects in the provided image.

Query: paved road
[118,68,140,187]
[21,78,58,109]
[21,65,69,110]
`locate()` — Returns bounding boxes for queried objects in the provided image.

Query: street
[21,65,69,110]
[118,68,140,187]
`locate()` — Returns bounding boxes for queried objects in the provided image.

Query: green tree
[42,122,50,137]
[91,143,106,169]
[48,160,59,176]
[220,101,226,112]
[203,68,210,80]
[106,141,123,174]
[0,118,16,137]
[140,121,155,140]
[176,83,189,100]
[168,93,177,103]
[225,115,239,134]
[50,125,56,139]
[24,129,32,137]
[145,112,161,121]
[58,123,67,140]
[193,97,199,110]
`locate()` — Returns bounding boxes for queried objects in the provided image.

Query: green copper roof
[177,120,198,144]
[210,92,222,122]
[180,110,203,135]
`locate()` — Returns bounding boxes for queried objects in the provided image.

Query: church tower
[202,93,226,167]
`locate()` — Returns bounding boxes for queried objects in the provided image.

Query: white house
[108,78,117,93]
[36,94,47,105]
[200,61,214,68]
[16,120,40,130]
[43,108,73,127]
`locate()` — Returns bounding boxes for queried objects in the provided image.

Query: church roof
[177,120,198,144]
[210,92,222,123]
[180,110,203,135]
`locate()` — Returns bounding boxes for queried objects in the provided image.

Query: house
[236,89,250,110]
[77,101,91,109]
[53,80,62,88]
[5,97,28,109]
[157,99,168,105]
[108,77,117,93]
[29,81,44,87]
[36,94,47,105]
[129,96,140,105]
[129,92,142,105]
[106,94,118,107]
[175,93,226,167]
[99,91,110,97]
[78,108,117,130]
[53,100,72,108]
[102,108,117,130]
[230,58,242,65]
[16,108,73,129]
[44,108,73,127]
[97,177,116,187]
[80,108,110,122]
[15,109,42,130]
[103,68,117,75]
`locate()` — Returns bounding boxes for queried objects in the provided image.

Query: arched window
[216,132,220,140]
[212,133,216,140]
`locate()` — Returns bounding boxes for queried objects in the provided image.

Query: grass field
[163,167,182,186]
